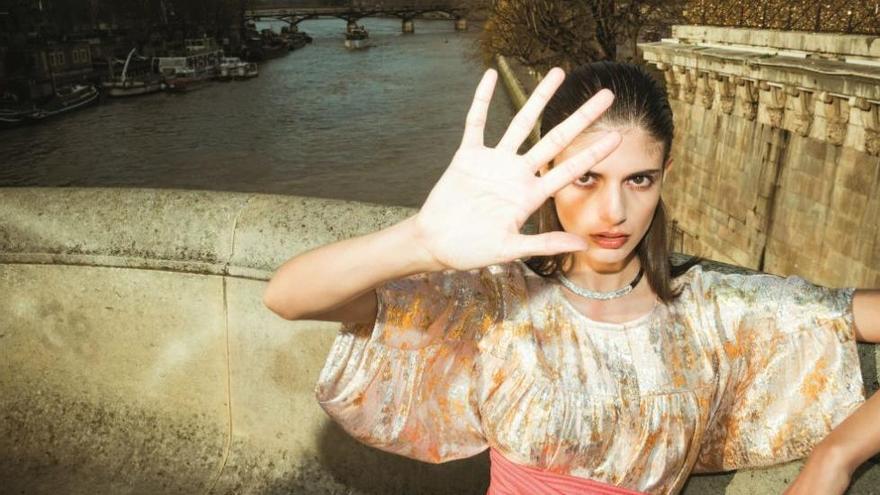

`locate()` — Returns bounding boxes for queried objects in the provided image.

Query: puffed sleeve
[692,266,866,473]
[314,264,506,463]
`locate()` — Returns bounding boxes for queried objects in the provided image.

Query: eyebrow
[583,168,662,178]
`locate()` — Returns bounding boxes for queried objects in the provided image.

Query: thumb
[509,232,589,259]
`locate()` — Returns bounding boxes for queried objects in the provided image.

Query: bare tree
[480,0,686,71]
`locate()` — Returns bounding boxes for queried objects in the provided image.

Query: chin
[585,245,637,270]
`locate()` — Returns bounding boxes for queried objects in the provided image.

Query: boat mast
[121,47,137,84]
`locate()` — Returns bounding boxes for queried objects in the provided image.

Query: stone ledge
[670,25,880,59]
[0,187,416,281]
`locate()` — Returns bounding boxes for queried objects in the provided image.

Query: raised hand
[413,67,621,272]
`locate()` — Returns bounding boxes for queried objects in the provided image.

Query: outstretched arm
[785,289,879,495]
[264,68,622,322]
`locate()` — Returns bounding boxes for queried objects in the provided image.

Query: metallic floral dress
[315,260,865,494]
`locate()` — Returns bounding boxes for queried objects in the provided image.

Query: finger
[495,67,565,152]
[507,232,589,259]
[460,69,498,148]
[536,131,621,199]
[523,89,615,173]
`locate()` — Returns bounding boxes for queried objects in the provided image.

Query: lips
[590,233,630,249]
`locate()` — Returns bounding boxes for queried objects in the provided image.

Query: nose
[596,184,627,225]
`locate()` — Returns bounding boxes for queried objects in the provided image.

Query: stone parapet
[0,187,487,494]
[669,25,880,59]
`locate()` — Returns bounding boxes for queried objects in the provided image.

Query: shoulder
[671,259,852,322]
[669,259,791,321]
[674,259,784,295]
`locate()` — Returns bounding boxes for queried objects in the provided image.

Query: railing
[684,0,880,34]
[245,4,465,16]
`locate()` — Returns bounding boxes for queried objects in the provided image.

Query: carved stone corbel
[859,101,880,156]
[819,92,849,145]
[770,88,786,128]
[658,63,679,101]
[699,72,716,109]
[682,68,697,104]
[762,83,786,128]
[735,77,758,121]
[717,76,736,114]
[787,87,813,137]
[850,96,871,111]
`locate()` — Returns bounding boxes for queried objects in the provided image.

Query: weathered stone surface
[0,263,229,494]
[0,187,250,274]
[0,190,494,494]
[640,27,880,289]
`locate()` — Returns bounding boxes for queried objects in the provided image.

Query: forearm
[853,289,880,343]
[827,289,880,469]
[817,388,880,475]
[262,214,441,320]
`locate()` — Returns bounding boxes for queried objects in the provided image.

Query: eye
[627,174,655,189]
[573,173,596,187]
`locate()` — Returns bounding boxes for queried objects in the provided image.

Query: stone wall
[640,25,880,288]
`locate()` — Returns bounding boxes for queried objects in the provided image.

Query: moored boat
[234,62,259,80]
[344,25,369,49]
[25,84,99,122]
[102,48,164,97]
[216,57,245,81]
[163,68,211,93]
[281,26,312,51]
[103,78,164,97]
[242,29,290,62]
[156,37,223,93]
[0,107,32,129]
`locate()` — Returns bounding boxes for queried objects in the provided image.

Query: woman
[263,62,880,494]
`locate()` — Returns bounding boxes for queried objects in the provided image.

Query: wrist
[389,214,445,274]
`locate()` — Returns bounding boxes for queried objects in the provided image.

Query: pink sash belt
[487,448,647,495]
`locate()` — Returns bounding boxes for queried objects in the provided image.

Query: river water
[0,18,515,208]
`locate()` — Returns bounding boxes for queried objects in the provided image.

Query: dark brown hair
[524,61,700,302]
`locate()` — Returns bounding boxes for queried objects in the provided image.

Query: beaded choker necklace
[556,267,644,301]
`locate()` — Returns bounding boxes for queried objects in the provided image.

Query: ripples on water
[0,18,515,208]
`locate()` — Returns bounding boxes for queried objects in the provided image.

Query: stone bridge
[639,25,880,289]
[245,3,470,33]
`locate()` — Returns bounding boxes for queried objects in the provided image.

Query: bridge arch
[244,5,470,34]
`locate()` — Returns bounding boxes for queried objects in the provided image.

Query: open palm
[415,67,621,271]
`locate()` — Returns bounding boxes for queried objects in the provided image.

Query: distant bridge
[244,5,470,33]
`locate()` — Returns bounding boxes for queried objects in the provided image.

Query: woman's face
[543,126,667,271]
